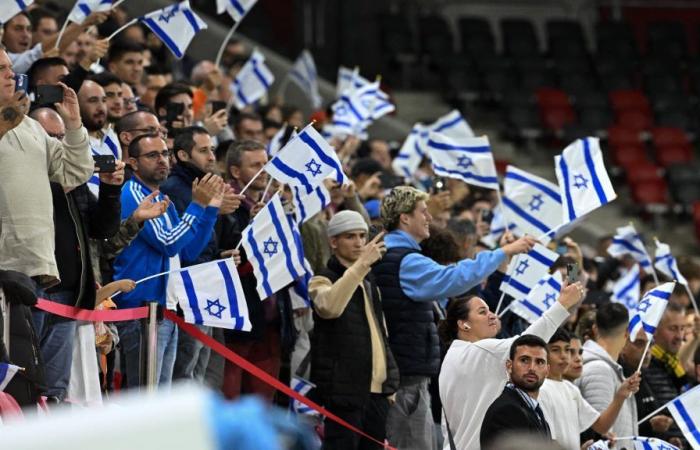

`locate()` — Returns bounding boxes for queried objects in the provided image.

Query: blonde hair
[381,186,429,231]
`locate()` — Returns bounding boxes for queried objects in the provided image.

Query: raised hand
[204,109,228,135]
[501,236,537,256]
[99,160,126,185]
[558,281,585,310]
[54,82,81,130]
[192,173,219,206]
[356,232,387,267]
[615,371,641,399]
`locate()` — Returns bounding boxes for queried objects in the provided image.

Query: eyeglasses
[127,126,168,138]
[136,149,171,161]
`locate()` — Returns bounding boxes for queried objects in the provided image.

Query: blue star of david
[657,444,676,450]
[573,174,589,189]
[158,4,180,23]
[543,292,557,308]
[305,158,322,177]
[204,298,226,319]
[262,237,278,258]
[528,194,544,212]
[515,259,530,276]
[335,104,347,116]
[636,298,653,313]
[457,155,474,170]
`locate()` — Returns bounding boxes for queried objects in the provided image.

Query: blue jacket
[384,229,506,301]
[114,177,218,308]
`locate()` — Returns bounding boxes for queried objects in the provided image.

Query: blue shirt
[384,229,506,302]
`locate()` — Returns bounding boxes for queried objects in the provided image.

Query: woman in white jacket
[438,282,584,450]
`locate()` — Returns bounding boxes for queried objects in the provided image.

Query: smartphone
[14,74,28,93]
[432,176,447,193]
[165,102,185,123]
[566,262,580,283]
[480,209,494,224]
[210,101,227,114]
[34,85,64,105]
[93,155,116,173]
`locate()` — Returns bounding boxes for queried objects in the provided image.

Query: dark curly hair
[438,295,479,346]
[420,227,462,266]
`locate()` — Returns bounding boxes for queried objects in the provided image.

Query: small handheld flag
[612,264,641,310]
[631,437,680,450]
[231,49,275,109]
[67,0,114,25]
[666,385,700,450]
[608,224,653,270]
[170,259,251,330]
[510,271,563,323]
[500,243,560,301]
[0,0,34,24]
[266,124,297,158]
[216,0,257,22]
[654,239,688,285]
[555,137,617,223]
[427,132,499,190]
[431,109,474,138]
[289,376,320,416]
[140,1,207,59]
[291,183,330,225]
[392,124,426,179]
[628,282,674,342]
[289,50,322,109]
[0,362,20,391]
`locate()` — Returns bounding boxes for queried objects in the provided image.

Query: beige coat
[0,116,92,285]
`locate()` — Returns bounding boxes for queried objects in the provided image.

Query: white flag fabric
[431,109,474,138]
[587,440,611,450]
[612,264,641,310]
[503,165,562,243]
[170,259,251,330]
[291,183,330,224]
[631,437,681,450]
[241,194,306,298]
[266,124,297,157]
[392,124,426,179]
[0,0,34,24]
[331,80,393,137]
[265,124,347,195]
[289,50,322,109]
[628,282,674,342]
[667,385,700,450]
[67,0,114,24]
[510,271,563,323]
[481,205,519,249]
[555,137,617,223]
[500,243,560,301]
[336,66,366,97]
[231,49,274,109]
[87,127,122,197]
[654,239,688,285]
[140,1,207,59]
[427,132,499,190]
[289,376,319,416]
[0,363,20,391]
[216,0,257,22]
[608,224,653,269]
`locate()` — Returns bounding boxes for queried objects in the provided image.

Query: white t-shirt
[539,378,599,450]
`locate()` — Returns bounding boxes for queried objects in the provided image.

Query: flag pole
[635,337,652,373]
[683,283,700,316]
[638,400,673,425]
[215,20,243,69]
[54,13,72,50]
[107,18,138,41]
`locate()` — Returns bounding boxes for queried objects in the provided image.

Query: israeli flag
[67,0,114,24]
[503,165,562,243]
[216,0,257,22]
[612,264,641,310]
[511,271,563,323]
[331,85,372,136]
[628,282,674,342]
[265,124,347,195]
[555,137,617,223]
[241,194,306,298]
[587,441,611,450]
[654,239,688,285]
[0,363,20,391]
[170,259,251,331]
[607,224,653,269]
[0,0,34,24]
[631,437,680,450]
[230,49,274,109]
[290,50,322,109]
[292,183,330,224]
[87,127,122,197]
[500,243,559,301]
[140,1,207,59]
[427,132,499,190]
[266,125,297,158]
[481,206,518,249]
[290,376,319,416]
[392,124,426,179]
[431,109,474,138]
[336,66,367,97]
[667,384,700,450]
[361,82,394,121]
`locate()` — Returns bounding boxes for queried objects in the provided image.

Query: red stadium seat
[616,110,653,131]
[536,88,572,109]
[651,127,689,148]
[608,125,643,149]
[656,146,693,167]
[610,145,650,167]
[629,178,668,205]
[609,89,651,114]
[541,107,576,131]
[624,160,663,185]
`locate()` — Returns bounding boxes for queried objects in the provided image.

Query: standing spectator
[563,334,584,382]
[113,134,223,388]
[309,211,399,449]
[373,186,537,450]
[480,335,552,447]
[91,72,125,125]
[576,303,640,447]
[116,110,166,155]
[28,8,58,44]
[141,65,169,111]
[232,111,264,142]
[106,39,145,90]
[644,303,694,447]
[539,328,640,450]
[0,47,93,287]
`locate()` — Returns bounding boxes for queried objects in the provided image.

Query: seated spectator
[106,39,145,91]
[90,71,125,125]
[232,111,264,142]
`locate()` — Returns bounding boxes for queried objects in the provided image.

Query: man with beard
[480,335,552,447]
[90,72,124,125]
[78,79,122,197]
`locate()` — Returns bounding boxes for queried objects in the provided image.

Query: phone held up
[35,85,64,105]
[432,176,447,194]
[566,262,579,284]
[93,155,117,173]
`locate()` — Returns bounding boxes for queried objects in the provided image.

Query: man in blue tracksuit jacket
[114,133,223,389]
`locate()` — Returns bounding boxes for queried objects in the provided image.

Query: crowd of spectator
[0,3,699,450]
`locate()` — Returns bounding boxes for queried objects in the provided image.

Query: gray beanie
[327,210,368,237]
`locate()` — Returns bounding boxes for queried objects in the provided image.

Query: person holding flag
[308,211,399,449]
